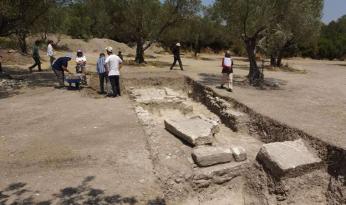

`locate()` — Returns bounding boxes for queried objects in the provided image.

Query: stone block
[192,146,233,167]
[231,146,247,162]
[257,139,322,178]
[164,116,218,146]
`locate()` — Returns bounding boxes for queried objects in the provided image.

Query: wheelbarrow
[65,74,83,90]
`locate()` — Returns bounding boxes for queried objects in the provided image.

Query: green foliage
[314,16,346,60]
[160,6,232,54]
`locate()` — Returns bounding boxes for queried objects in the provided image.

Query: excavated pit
[87,73,345,205]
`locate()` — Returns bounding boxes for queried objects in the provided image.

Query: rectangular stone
[231,146,247,162]
[257,139,322,178]
[164,116,219,146]
[192,146,233,167]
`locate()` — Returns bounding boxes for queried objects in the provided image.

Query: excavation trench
[87,73,346,205]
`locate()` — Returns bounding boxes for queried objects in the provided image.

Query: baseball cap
[65,53,73,58]
[176,43,181,47]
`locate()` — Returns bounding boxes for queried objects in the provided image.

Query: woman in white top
[76,49,87,84]
[47,40,55,67]
[220,51,234,92]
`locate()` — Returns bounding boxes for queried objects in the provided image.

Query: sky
[202,0,346,24]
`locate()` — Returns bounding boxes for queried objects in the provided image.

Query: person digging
[52,55,72,88]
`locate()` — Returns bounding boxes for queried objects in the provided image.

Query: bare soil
[1,43,345,204]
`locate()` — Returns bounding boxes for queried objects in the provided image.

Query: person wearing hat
[104,46,123,97]
[170,42,184,71]
[76,49,87,84]
[220,51,234,92]
[52,54,72,87]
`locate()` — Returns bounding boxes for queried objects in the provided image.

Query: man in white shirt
[47,40,55,67]
[105,46,123,97]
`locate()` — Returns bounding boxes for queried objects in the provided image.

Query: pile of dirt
[27,34,165,56]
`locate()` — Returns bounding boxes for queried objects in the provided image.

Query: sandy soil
[1,43,345,204]
[126,54,346,151]
[0,82,163,204]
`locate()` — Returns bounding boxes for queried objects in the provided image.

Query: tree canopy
[0,0,345,75]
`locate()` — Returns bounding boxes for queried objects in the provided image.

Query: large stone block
[164,116,219,146]
[192,146,233,167]
[257,139,322,178]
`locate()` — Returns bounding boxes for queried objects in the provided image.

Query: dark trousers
[109,75,120,97]
[29,56,41,71]
[98,72,108,93]
[49,56,55,66]
[170,56,183,70]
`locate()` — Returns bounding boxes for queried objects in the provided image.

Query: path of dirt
[0,83,163,204]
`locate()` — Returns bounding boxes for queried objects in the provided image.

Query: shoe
[220,85,225,89]
[227,88,233,92]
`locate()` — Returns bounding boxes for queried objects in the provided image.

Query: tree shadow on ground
[0,176,166,205]
[334,63,346,67]
[197,73,287,90]
[197,73,249,87]
[0,66,68,99]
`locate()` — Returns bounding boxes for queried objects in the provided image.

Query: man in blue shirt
[96,53,107,94]
[52,56,72,87]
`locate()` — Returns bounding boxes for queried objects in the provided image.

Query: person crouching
[52,55,72,88]
[221,51,234,92]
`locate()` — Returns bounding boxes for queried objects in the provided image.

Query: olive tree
[215,0,275,84]
[260,0,323,67]
[117,0,200,64]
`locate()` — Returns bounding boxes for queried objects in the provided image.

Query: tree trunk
[245,38,262,84]
[135,38,145,64]
[277,50,283,67]
[17,32,28,54]
[194,35,200,57]
[270,55,277,67]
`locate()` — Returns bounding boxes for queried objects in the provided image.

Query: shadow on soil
[197,73,287,90]
[0,66,70,99]
[0,176,166,205]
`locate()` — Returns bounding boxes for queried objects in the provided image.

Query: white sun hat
[105,46,113,52]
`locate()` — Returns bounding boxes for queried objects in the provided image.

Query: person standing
[105,47,123,97]
[47,40,55,67]
[118,51,123,61]
[220,51,234,92]
[75,49,87,85]
[28,40,42,72]
[170,42,184,71]
[96,53,107,94]
[52,55,72,88]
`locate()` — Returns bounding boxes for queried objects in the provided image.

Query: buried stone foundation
[125,77,345,204]
[257,139,322,179]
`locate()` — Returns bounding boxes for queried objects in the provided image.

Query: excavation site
[82,71,345,205]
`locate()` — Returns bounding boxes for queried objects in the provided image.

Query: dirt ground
[0,81,164,204]
[0,46,345,204]
[122,53,346,150]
